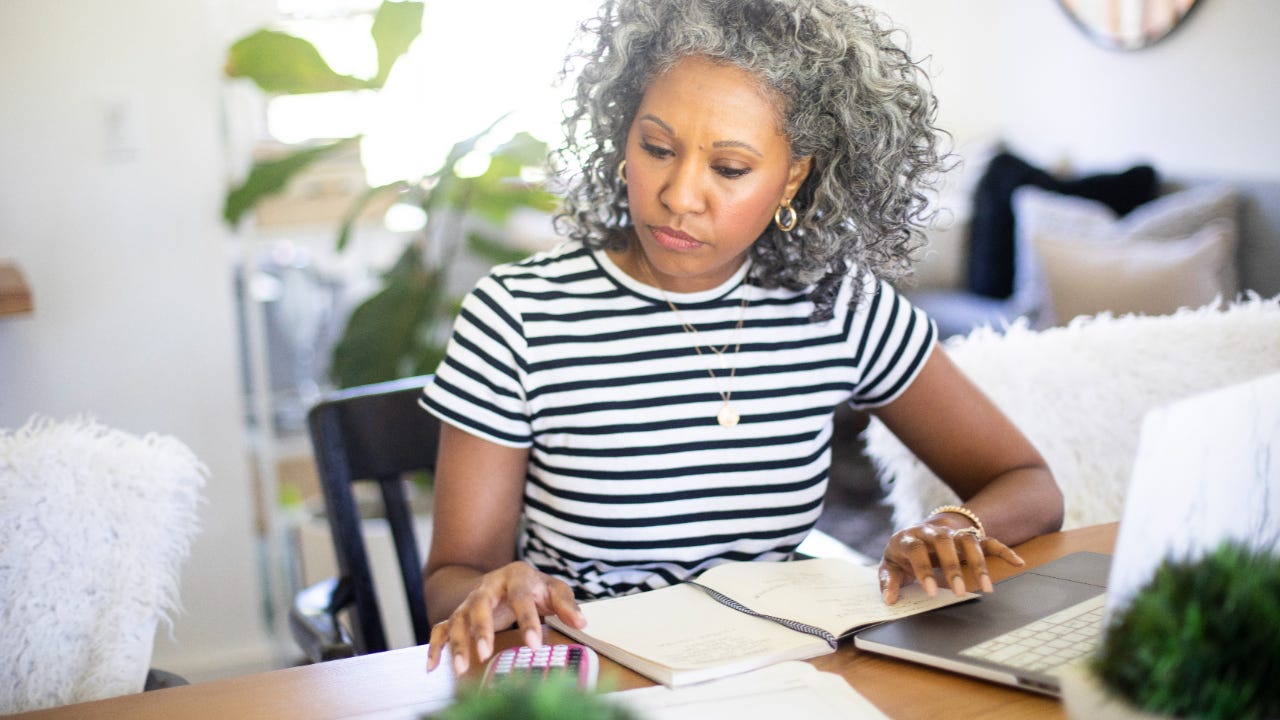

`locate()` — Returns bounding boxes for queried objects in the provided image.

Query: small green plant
[424,676,640,720]
[1091,540,1280,719]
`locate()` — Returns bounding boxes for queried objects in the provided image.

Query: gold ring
[930,505,986,538]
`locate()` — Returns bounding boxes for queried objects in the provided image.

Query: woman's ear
[785,156,813,198]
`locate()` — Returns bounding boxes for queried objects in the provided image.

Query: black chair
[291,374,441,662]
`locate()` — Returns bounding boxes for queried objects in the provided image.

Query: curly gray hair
[554,0,949,320]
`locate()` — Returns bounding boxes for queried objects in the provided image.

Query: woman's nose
[658,161,708,215]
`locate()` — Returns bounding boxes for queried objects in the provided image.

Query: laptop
[853,370,1280,696]
[852,551,1109,695]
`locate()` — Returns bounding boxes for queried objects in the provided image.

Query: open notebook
[854,370,1280,696]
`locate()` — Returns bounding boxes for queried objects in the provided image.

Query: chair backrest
[306,374,440,655]
[0,418,204,712]
[863,297,1280,532]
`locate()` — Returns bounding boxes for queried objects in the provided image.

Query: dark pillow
[966,152,1159,299]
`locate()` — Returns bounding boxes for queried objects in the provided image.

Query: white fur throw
[865,296,1280,532]
[0,418,205,713]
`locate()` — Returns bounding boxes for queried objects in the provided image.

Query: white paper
[609,661,889,720]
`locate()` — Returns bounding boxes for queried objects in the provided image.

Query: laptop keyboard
[959,594,1106,673]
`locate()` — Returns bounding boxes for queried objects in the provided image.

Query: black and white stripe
[422,241,935,598]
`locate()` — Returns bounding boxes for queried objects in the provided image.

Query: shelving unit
[232,203,413,660]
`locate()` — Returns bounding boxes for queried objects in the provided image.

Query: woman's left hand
[878,520,1024,604]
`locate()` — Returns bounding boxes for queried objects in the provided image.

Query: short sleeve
[420,275,532,447]
[847,274,937,409]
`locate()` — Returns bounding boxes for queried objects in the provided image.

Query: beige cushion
[1012,184,1239,324]
[1035,220,1235,322]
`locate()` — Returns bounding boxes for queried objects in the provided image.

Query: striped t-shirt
[421,241,935,598]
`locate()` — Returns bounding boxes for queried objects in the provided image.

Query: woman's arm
[424,422,528,619]
[871,344,1064,601]
[422,422,584,674]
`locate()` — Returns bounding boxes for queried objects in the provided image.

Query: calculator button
[482,643,599,691]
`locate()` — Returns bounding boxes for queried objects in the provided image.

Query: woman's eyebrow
[637,113,675,135]
[712,139,762,157]
[638,114,763,158]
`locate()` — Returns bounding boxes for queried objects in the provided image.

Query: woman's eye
[640,141,672,159]
[714,165,750,179]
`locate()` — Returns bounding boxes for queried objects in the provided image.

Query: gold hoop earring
[774,198,798,232]
[617,159,627,184]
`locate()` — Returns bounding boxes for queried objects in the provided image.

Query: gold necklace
[638,254,750,428]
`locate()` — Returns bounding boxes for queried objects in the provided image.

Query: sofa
[903,149,1280,339]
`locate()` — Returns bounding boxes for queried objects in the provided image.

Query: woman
[423,0,1063,675]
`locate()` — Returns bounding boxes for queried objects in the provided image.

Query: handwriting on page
[651,628,785,668]
[702,558,964,632]
[576,583,818,669]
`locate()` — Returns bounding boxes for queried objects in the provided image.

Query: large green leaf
[435,115,511,177]
[225,29,372,94]
[223,137,360,226]
[449,131,557,222]
[466,231,534,266]
[329,243,446,387]
[467,182,559,224]
[371,1,425,86]
[466,174,558,225]
[492,131,551,168]
[337,180,410,251]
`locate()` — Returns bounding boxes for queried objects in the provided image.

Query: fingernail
[922,576,938,596]
[981,573,994,593]
[525,628,542,648]
[951,576,966,595]
[452,654,466,676]
[882,589,893,604]
[476,638,491,660]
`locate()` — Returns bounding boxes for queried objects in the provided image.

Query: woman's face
[622,55,811,293]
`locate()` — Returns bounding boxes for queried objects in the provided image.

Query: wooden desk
[12,523,1116,720]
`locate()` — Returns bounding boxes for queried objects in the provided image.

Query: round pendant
[717,403,740,428]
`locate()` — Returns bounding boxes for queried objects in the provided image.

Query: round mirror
[1059,0,1201,51]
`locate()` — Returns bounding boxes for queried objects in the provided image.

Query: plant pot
[1059,663,1176,720]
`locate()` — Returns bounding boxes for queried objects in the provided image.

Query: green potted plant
[321,126,555,388]
[223,0,557,389]
[425,677,641,720]
[1062,540,1280,720]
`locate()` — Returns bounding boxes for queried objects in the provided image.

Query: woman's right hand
[424,560,586,675]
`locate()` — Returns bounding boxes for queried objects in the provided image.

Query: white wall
[0,0,275,680]
[0,0,1275,685]
[869,1,1280,181]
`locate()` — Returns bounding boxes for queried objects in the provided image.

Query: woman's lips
[651,226,701,251]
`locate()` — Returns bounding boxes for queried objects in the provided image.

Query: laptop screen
[1107,370,1280,614]
[853,371,1280,695]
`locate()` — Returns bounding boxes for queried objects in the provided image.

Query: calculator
[480,643,600,690]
